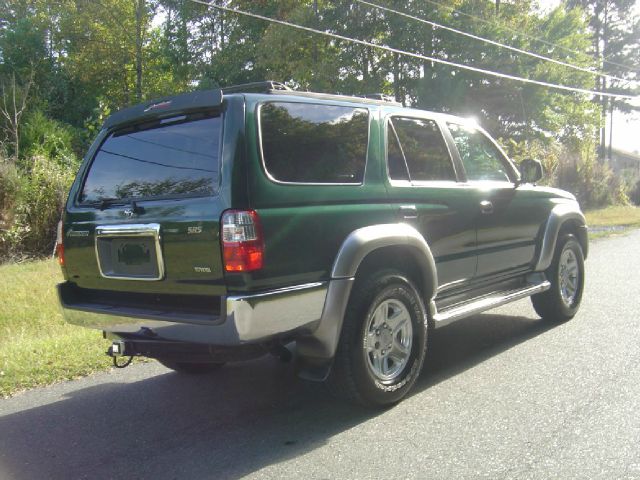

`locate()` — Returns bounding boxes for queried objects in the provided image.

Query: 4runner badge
[66,230,89,237]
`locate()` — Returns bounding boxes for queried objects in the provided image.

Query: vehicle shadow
[0,312,554,480]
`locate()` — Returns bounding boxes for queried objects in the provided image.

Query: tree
[567,0,640,160]
[0,70,34,160]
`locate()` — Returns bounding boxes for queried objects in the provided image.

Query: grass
[585,205,640,240]
[0,259,111,397]
[585,205,640,227]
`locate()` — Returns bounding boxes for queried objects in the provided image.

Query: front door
[444,122,547,279]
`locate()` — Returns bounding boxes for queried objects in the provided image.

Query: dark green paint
[62,91,581,299]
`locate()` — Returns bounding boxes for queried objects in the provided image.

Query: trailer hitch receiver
[107,340,134,368]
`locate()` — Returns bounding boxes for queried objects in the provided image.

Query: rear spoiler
[102,89,224,130]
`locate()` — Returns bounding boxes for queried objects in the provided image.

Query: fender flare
[331,223,437,299]
[296,224,437,373]
[535,203,588,272]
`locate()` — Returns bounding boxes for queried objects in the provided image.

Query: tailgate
[63,101,228,298]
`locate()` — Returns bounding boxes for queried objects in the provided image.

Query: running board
[433,278,550,327]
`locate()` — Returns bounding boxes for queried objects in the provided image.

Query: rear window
[79,115,221,204]
[259,102,369,184]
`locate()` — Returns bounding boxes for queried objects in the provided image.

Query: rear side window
[79,115,221,204]
[259,102,369,184]
[387,117,456,182]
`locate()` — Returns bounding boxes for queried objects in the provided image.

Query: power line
[357,0,631,85]
[421,0,640,77]
[189,0,637,101]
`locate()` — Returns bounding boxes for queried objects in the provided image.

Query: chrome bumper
[59,282,328,346]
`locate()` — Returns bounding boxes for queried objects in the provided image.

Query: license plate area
[95,224,164,281]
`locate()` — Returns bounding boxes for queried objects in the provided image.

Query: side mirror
[519,158,544,184]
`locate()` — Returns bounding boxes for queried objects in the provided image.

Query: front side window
[387,117,456,182]
[80,115,221,204]
[447,123,512,182]
[260,102,369,184]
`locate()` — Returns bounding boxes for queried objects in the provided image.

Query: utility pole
[135,0,144,103]
[608,101,614,162]
[599,0,610,163]
[312,0,318,69]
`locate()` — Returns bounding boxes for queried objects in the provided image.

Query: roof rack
[361,93,399,104]
[221,81,292,94]
[221,80,403,107]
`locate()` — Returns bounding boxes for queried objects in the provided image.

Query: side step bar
[433,277,550,327]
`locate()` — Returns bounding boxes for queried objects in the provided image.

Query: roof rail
[221,81,292,94]
[361,93,400,105]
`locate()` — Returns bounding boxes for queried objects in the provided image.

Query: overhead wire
[187,0,637,101]
[356,0,631,85]
[421,0,640,77]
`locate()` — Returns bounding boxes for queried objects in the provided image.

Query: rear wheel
[531,233,584,322]
[157,359,226,374]
[327,270,427,407]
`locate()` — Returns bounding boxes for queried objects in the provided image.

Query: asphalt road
[1,230,640,480]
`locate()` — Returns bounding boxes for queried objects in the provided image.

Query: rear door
[383,113,477,291]
[63,109,229,297]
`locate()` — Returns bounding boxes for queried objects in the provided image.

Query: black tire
[326,270,428,407]
[157,359,226,374]
[531,233,585,322]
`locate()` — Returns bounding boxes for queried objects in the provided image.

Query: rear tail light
[55,220,65,267]
[221,210,264,272]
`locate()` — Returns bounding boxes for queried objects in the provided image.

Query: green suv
[57,81,588,406]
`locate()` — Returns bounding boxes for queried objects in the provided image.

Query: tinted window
[447,123,511,182]
[389,117,456,181]
[80,115,221,204]
[387,122,410,181]
[260,102,369,183]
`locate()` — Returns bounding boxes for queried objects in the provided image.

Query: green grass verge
[585,205,640,227]
[0,259,111,397]
[585,206,640,240]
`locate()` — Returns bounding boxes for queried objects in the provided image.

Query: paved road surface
[1,231,639,479]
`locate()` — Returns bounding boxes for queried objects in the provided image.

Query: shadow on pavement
[0,312,554,480]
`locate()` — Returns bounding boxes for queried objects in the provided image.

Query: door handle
[399,205,418,220]
[480,200,494,215]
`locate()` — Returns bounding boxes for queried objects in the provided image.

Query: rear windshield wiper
[90,198,126,210]
[90,198,146,214]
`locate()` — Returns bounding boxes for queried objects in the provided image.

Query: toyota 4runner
[57,81,588,406]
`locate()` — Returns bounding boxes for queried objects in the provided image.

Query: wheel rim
[363,299,413,383]
[558,247,579,307]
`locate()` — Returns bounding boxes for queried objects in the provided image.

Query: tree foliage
[0,0,639,258]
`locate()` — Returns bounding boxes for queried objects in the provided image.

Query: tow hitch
[104,336,278,368]
[107,340,134,369]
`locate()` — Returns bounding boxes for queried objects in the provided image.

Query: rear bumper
[58,281,328,346]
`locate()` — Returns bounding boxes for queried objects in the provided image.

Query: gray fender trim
[535,203,588,272]
[331,223,438,298]
[297,224,437,365]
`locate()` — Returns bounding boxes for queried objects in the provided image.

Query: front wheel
[327,271,427,407]
[531,233,585,322]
